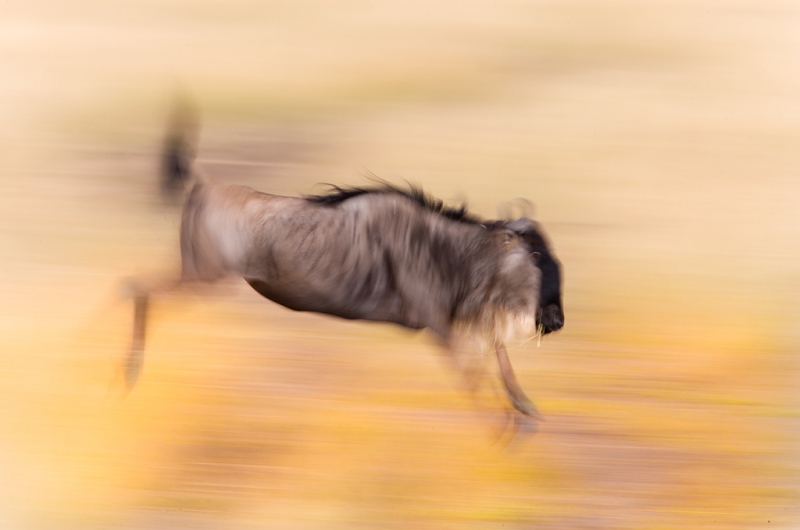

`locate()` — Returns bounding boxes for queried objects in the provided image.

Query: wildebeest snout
[540,304,564,334]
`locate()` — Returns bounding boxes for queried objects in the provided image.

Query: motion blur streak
[0,1,797,529]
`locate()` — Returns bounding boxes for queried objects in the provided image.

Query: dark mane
[306,183,480,224]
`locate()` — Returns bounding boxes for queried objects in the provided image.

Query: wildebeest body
[123,167,563,427]
[180,181,542,343]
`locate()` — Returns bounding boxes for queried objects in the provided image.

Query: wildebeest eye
[532,251,541,260]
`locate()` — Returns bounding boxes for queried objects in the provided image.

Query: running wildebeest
[125,138,564,428]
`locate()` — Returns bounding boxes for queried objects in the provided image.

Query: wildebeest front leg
[495,343,543,421]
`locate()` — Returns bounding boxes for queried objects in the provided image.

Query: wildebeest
[126,141,564,426]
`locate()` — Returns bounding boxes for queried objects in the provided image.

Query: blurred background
[1,1,798,528]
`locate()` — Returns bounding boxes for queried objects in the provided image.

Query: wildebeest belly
[244,276,426,330]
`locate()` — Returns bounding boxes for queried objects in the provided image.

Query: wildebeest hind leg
[115,275,184,396]
[125,287,148,391]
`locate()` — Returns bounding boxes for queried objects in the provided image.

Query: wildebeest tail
[161,95,202,199]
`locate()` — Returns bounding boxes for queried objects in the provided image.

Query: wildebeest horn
[511,198,535,219]
[505,217,537,233]
[497,198,535,221]
[497,201,513,221]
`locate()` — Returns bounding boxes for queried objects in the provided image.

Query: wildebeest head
[504,218,565,335]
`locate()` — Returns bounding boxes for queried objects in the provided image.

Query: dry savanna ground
[0,1,798,529]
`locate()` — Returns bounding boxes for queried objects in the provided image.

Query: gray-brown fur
[181,181,546,342]
[126,150,564,425]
